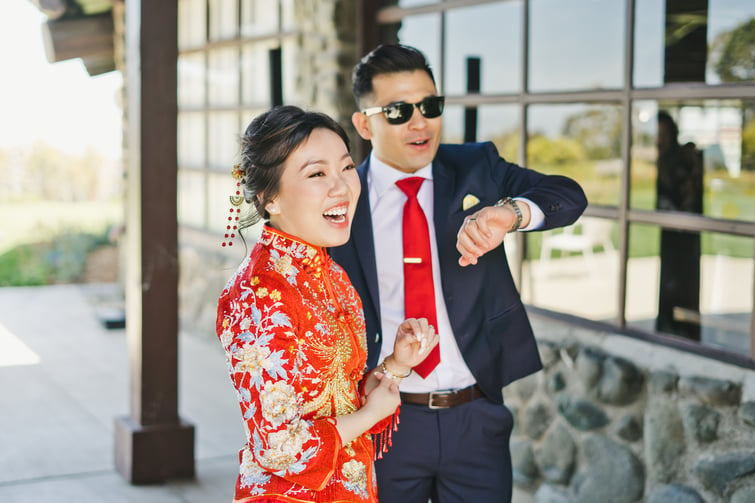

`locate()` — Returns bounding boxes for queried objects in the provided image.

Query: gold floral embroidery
[341,459,368,497]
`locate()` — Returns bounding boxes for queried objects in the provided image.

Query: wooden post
[114,0,195,484]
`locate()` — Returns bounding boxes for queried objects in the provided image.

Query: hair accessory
[222,164,244,247]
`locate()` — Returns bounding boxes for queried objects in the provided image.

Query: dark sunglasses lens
[384,103,414,125]
[420,97,445,118]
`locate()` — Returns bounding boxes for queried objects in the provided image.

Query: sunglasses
[361,96,445,125]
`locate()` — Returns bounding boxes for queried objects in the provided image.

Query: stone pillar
[114,0,195,484]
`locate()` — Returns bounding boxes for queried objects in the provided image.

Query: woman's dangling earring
[222,164,244,247]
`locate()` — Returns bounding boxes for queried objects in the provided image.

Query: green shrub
[0,230,110,286]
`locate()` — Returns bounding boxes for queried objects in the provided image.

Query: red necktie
[396,177,440,378]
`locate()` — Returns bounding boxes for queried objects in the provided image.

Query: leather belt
[400,384,485,409]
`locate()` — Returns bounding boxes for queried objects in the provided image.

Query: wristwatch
[495,197,522,232]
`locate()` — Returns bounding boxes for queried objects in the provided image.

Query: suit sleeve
[216,271,342,491]
[482,142,588,230]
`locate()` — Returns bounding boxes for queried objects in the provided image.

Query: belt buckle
[428,389,455,409]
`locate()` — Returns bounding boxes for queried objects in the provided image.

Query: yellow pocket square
[462,194,480,211]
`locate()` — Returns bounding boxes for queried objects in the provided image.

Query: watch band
[495,197,522,231]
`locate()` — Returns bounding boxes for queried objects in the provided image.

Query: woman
[217,105,437,503]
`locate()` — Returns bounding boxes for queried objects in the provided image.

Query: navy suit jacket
[329,142,587,403]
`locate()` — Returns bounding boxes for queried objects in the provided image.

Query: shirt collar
[367,151,433,199]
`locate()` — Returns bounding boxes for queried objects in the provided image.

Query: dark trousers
[375,397,514,503]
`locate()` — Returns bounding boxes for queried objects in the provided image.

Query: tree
[562,107,623,159]
[710,18,755,83]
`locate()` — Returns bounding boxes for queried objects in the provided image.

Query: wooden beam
[114,0,195,484]
[41,12,114,70]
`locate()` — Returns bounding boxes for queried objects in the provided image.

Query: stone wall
[510,314,755,503]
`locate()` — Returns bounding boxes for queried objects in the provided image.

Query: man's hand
[456,201,530,266]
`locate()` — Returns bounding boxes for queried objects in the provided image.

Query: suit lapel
[432,155,458,275]
[353,161,381,317]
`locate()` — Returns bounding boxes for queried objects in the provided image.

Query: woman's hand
[361,372,401,421]
[388,317,439,375]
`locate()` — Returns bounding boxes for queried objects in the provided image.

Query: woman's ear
[352,111,372,140]
[264,196,279,215]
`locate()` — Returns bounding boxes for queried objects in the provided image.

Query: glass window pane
[281,36,300,105]
[627,224,753,357]
[208,111,239,170]
[179,0,206,49]
[178,54,205,108]
[382,14,442,92]
[281,0,296,31]
[208,48,240,107]
[444,2,522,96]
[241,0,279,36]
[528,104,623,206]
[441,104,520,152]
[633,0,664,87]
[178,112,205,167]
[178,170,206,228]
[381,0,439,7]
[521,217,620,323]
[631,100,755,223]
[634,0,755,87]
[529,0,624,92]
[208,0,238,41]
[241,42,275,106]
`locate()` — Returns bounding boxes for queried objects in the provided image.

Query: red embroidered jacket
[217,226,383,503]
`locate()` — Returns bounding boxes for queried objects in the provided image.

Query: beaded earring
[222,164,244,247]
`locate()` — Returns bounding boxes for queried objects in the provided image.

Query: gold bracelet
[380,360,412,380]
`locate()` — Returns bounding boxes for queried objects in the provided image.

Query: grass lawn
[0,200,123,286]
[0,200,123,254]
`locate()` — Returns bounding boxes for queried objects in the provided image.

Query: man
[329,44,587,502]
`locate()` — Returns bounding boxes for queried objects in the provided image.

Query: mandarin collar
[260,225,329,270]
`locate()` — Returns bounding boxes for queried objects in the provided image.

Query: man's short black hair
[352,44,436,106]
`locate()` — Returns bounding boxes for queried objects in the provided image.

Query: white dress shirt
[369,153,475,392]
[367,152,545,393]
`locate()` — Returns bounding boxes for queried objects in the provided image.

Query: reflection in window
[529,0,623,92]
[634,0,755,87]
[442,104,519,155]
[528,104,622,206]
[521,217,619,323]
[444,2,522,96]
[627,224,753,356]
[631,100,755,222]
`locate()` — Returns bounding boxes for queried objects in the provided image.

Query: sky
[0,0,122,159]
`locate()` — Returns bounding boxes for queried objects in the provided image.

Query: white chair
[539,217,615,276]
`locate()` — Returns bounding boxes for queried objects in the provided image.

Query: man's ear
[352,111,372,141]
